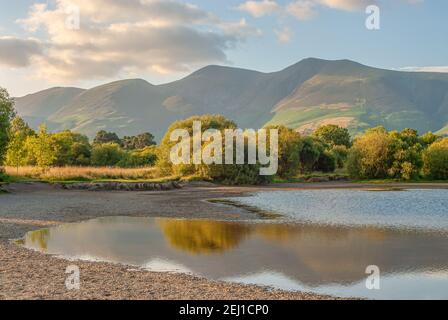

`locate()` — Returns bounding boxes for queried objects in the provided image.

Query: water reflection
[27,229,50,251]
[158,219,251,254]
[21,217,448,299]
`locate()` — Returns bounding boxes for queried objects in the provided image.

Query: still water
[21,189,448,299]
[229,189,448,231]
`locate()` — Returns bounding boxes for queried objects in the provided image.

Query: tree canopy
[314,124,351,148]
[0,87,16,164]
[93,130,121,145]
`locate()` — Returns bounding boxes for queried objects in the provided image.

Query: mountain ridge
[13,58,448,139]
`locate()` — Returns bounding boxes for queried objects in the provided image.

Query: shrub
[314,151,336,173]
[117,146,158,168]
[423,138,448,180]
[330,145,349,169]
[158,114,270,184]
[53,130,91,166]
[0,167,7,182]
[265,125,302,179]
[347,127,394,179]
[91,143,125,166]
[299,136,324,173]
[387,129,424,180]
[24,125,59,169]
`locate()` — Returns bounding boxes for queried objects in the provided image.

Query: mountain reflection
[19,216,448,297]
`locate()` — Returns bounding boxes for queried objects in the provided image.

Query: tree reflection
[254,223,300,242]
[158,219,251,255]
[26,229,50,251]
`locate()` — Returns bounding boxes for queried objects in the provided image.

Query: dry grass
[4,166,162,182]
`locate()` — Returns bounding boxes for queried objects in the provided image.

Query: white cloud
[315,0,374,12]
[238,0,369,21]
[0,37,43,67]
[286,1,317,20]
[240,0,422,21]
[238,0,280,17]
[399,66,448,73]
[275,27,294,43]
[4,0,258,82]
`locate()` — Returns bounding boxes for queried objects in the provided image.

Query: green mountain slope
[14,58,448,139]
[14,87,85,129]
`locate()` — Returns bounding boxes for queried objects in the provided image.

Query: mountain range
[14,58,448,140]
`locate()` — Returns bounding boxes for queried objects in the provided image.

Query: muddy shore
[1,181,447,300]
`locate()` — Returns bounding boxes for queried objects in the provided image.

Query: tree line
[1,87,448,183]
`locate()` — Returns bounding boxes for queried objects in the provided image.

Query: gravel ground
[0,182,334,300]
[1,181,446,300]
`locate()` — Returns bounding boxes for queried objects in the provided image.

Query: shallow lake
[20,189,448,300]
[229,189,448,231]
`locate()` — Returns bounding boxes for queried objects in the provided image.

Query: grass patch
[5,166,161,182]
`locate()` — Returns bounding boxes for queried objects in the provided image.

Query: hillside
[14,58,448,139]
[14,87,85,130]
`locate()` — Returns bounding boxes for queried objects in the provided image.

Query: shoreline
[2,181,448,300]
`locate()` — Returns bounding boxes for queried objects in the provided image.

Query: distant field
[4,166,161,182]
[265,105,369,135]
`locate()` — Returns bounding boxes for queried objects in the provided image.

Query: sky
[0,0,447,97]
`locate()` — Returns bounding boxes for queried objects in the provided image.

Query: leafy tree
[299,136,323,173]
[71,142,92,166]
[388,129,424,180]
[419,131,441,147]
[265,125,302,178]
[314,151,336,173]
[5,117,35,171]
[93,130,121,145]
[347,127,394,179]
[423,138,448,179]
[314,125,351,148]
[330,145,349,169]
[53,130,91,166]
[91,143,125,166]
[25,124,58,169]
[122,132,156,150]
[158,114,270,184]
[0,87,16,165]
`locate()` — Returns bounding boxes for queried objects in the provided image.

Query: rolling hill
[14,58,448,140]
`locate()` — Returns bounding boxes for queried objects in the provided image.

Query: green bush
[158,114,271,184]
[423,138,448,180]
[91,143,125,166]
[117,146,158,168]
[330,145,349,169]
[0,167,7,182]
[265,125,302,179]
[299,136,324,173]
[347,127,394,179]
[387,129,423,180]
[314,151,336,173]
[53,130,91,166]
